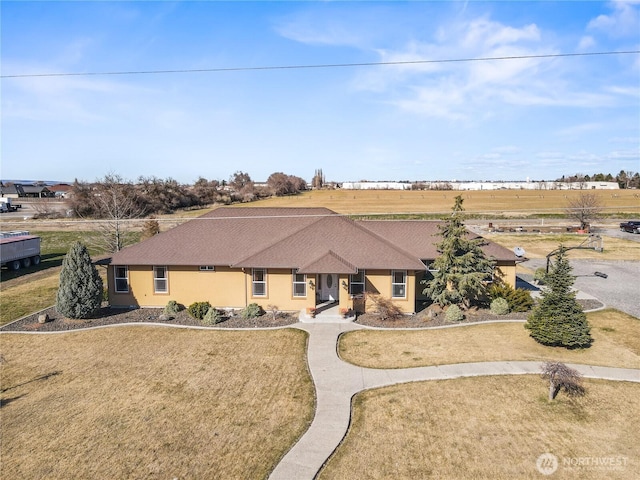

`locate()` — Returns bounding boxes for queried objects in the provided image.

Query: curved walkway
[269,321,640,480]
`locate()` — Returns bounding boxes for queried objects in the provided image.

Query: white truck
[0,232,41,270]
[0,198,22,213]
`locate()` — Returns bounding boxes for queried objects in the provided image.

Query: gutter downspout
[242,267,248,307]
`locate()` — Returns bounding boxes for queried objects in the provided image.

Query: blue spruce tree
[56,241,103,319]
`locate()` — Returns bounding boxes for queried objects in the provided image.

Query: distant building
[340,180,620,191]
[341,182,412,190]
[0,183,55,198]
[49,183,73,197]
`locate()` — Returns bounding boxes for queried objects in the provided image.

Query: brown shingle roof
[233,214,425,271]
[110,207,516,270]
[358,220,517,262]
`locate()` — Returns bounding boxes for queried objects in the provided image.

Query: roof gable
[298,250,357,274]
[232,214,425,271]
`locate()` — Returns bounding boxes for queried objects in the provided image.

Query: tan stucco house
[108,207,517,314]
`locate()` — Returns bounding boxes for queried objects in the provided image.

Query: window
[349,270,365,295]
[252,268,267,297]
[292,271,306,297]
[114,266,129,293]
[392,270,407,298]
[199,266,215,271]
[154,266,168,293]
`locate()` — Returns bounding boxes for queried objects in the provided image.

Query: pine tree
[56,241,104,319]
[422,195,495,309]
[525,246,592,348]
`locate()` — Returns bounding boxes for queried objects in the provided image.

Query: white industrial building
[341,181,620,191]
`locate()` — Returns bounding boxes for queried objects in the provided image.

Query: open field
[485,233,640,261]
[319,376,639,479]
[238,189,640,217]
[0,326,314,479]
[339,310,640,369]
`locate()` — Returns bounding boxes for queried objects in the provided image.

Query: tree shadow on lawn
[0,371,62,397]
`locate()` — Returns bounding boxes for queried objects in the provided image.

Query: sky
[1,1,639,185]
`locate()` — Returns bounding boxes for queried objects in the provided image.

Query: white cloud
[587,1,640,37]
[460,18,540,49]
[578,35,596,51]
[351,14,605,120]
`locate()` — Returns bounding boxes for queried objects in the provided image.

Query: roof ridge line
[230,214,328,267]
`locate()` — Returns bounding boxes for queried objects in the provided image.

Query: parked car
[619,221,640,234]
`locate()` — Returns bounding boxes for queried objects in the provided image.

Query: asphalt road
[524,257,640,319]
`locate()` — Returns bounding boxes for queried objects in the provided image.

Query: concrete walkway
[269,321,640,480]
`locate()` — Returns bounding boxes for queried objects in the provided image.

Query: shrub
[164,300,181,316]
[490,297,510,315]
[508,288,534,312]
[534,267,548,285]
[187,301,211,320]
[56,241,103,319]
[445,304,464,322]
[366,293,404,320]
[488,282,533,312]
[241,303,263,319]
[202,307,224,325]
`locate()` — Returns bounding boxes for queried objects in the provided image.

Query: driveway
[524,258,640,318]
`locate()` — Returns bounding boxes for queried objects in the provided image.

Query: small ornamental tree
[422,195,495,309]
[56,241,103,319]
[541,361,586,401]
[525,246,592,348]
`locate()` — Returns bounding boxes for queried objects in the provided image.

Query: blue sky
[2,1,639,184]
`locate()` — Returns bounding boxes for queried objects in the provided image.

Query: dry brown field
[0,327,314,479]
[338,309,640,369]
[237,188,640,216]
[319,376,639,479]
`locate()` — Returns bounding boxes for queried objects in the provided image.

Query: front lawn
[319,376,639,479]
[339,309,640,369]
[0,326,314,479]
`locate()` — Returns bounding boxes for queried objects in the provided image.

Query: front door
[321,273,339,302]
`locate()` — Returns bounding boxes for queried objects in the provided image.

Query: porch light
[308,279,315,288]
[341,280,348,289]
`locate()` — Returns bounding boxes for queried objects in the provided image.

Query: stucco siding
[361,269,416,314]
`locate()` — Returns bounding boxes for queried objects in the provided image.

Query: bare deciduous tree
[564,192,605,230]
[84,174,146,253]
[541,361,586,401]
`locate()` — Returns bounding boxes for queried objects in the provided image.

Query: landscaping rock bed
[0,305,299,332]
[1,299,604,332]
[355,299,604,329]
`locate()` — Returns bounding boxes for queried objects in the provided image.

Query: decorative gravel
[1,299,604,332]
[0,305,299,332]
[355,298,604,329]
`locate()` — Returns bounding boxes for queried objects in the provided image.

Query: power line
[2,50,638,79]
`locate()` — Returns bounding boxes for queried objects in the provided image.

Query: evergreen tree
[56,241,103,319]
[525,246,592,348]
[422,195,495,309]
